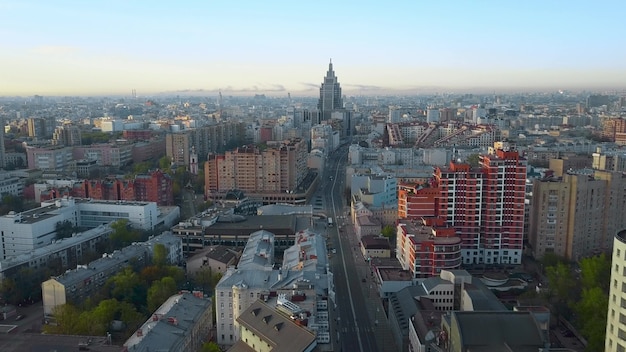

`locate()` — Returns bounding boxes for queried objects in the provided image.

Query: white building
[0,197,168,260]
[215,229,330,347]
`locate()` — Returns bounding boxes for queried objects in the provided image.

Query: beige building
[166,122,247,168]
[606,229,626,351]
[529,170,626,261]
[205,138,308,195]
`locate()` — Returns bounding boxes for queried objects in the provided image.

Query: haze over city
[1,0,626,96]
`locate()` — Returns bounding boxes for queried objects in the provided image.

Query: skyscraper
[318,59,343,122]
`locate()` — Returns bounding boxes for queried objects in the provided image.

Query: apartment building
[530,170,626,261]
[606,229,626,351]
[42,232,182,319]
[215,229,329,346]
[433,147,526,266]
[165,122,247,167]
[123,291,213,352]
[205,138,308,195]
[396,218,462,278]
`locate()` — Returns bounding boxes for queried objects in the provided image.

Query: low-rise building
[42,232,182,320]
[232,299,317,352]
[123,291,212,352]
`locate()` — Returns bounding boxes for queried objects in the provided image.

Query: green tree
[109,267,146,307]
[193,267,223,295]
[55,220,75,240]
[153,243,167,267]
[159,156,172,171]
[467,153,480,167]
[200,341,222,352]
[381,225,395,238]
[579,253,611,292]
[545,262,575,318]
[46,304,82,334]
[109,220,141,250]
[147,277,178,312]
[574,287,608,352]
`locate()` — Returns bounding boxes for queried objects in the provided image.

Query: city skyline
[1,0,626,96]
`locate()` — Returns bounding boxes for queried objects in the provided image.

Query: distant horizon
[2,1,626,96]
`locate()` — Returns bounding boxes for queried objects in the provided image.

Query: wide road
[325,143,378,352]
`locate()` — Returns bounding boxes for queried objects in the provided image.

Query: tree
[55,220,75,240]
[109,268,146,307]
[545,262,576,318]
[109,220,141,250]
[147,277,177,312]
[46,304,82,334]
[201,342,222,352]
[153,243,167,267]
[579,253,611,292]
[574,287,608,352]
[381,225,395,239]
[159,156,172,171]
[467,154,480,167]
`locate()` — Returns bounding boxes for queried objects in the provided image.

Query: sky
[1,0,625,96]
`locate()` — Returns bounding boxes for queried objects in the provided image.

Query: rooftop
[233,300,316,352]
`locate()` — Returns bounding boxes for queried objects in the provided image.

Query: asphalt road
[325,143,378,352]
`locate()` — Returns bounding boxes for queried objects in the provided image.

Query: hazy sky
[1,0,625,96]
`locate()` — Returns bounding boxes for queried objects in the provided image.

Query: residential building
[52,124,82,146]
[233,300,317,352]
[433,146,526,265]
[204,138,308,195]
[606,229,626,351]
[360,235,391,259]
[0,224,112,281]
[185,245,238,277]
[397,182,439,220]
[26,146,74,170]
[166,122,247,167]
[529,170,626,260]
[73,143,133,167]
[395,218,462,278]
[42,232,182,319]
[0,171,23,197]
[123,291,212,352]
[215,229,330,347]
[134,169,174,206]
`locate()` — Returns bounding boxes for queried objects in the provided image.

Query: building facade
[434,148,526,265]
[204,138,308,195]
[318,60,343,122]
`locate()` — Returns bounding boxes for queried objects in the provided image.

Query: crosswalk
[339,325,374,333]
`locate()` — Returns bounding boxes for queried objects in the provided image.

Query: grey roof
[206,215,297,236]
[420,277,448,293]
[54,232,180,287]
[205,245,236,264]
[389,285,424,332]
[463,282,507,311]
[124,292,212,351]
[451,311,546,351]
[235,300,316,352]
[238,230,275,270]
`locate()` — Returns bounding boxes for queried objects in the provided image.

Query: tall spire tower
[318,59,343,122]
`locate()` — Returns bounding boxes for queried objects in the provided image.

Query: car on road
[15,314,25,321]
